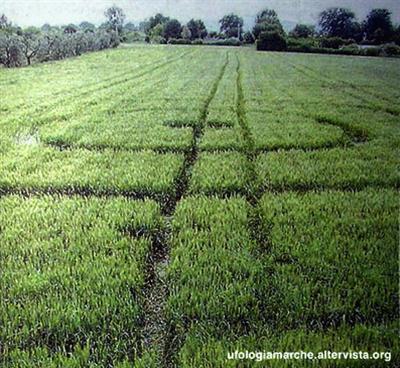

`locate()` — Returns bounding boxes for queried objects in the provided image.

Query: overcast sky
[2,0,400,30]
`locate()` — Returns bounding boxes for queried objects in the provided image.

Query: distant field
[1,45,399,367]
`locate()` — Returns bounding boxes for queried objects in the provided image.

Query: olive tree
[104,5,125,37]
[20,28,42,65]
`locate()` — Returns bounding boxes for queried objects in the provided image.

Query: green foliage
[206,37,241,46]
[79,21,96,32]
[243,31,255,44]
[256,30,287,51]
[219,13,243,39]
[124,21,137,32]
[289,23,315,38]
[380,43,400,56]
[186,19,207,40]
[180,25,191,40]
[319,36,353,49]
[147,13,169,33]
[253,8,284,39]
[0,13,10,29]
[364,46,381,56]
[363,8,394,43]
[104,5,126,37]
[287,36,317,52]
[319,7,358,39]
[162,19,182,41]
[148,23,164,42]
[123,31,145,43]
[0,26,120,67]
[191,38,203,45]
[168,38,192,45]
[63,24,78,34]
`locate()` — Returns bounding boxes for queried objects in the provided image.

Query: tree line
[254,7,400,55]
[1,5,400,67]
[137,7,399,47]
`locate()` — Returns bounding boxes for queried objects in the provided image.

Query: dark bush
[167,38,192,45]
[339,44,361,55]
[319,37,348,49]
[0,33,24,67]
[379,43,400,56]
[289,24,315,38]
[206,37,241,46]
[192,38,203,45]
[243,31,255,44]
[124,31,145,43]
[364,47,380,56]
[189,37,241,46]
[256,31,287,51]
[287,37,317,52]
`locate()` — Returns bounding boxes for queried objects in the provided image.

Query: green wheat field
[0,45,399,367]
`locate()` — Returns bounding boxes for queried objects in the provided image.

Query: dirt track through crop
[1,48,398,366]
[139,52,229,367]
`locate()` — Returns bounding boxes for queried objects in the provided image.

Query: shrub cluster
[319,36,355,49]
[167,37,241,46]
[286,36,400,57]
[256,31,287,51]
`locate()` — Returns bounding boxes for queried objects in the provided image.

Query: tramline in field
[0,45,399,367]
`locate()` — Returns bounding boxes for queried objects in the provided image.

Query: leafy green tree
[138,21,148,32]
[147,13,169,32]
[219,13,243,39]
[41,23,52,32]
[243,31,255,44]
[20,27,42,65]
[393,25,400,45]
[163,19,182,40]
[0,13,10,29]
[187,19,207,40]
[363,9,393,43]
[104,5,126,37]
[63,24,78,34]
[79,22,96,32]
[318,7,358,39]
[257,30,287,51]
[124,22,137,32]
[0,33,23,67]
[181,25,192,40]
[148,23,164,43]
[289,24,315,38]
[253,8,284,39]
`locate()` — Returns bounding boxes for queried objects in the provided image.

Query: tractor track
[139,52,229,368]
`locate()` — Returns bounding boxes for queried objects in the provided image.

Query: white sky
[2,0,400,30]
